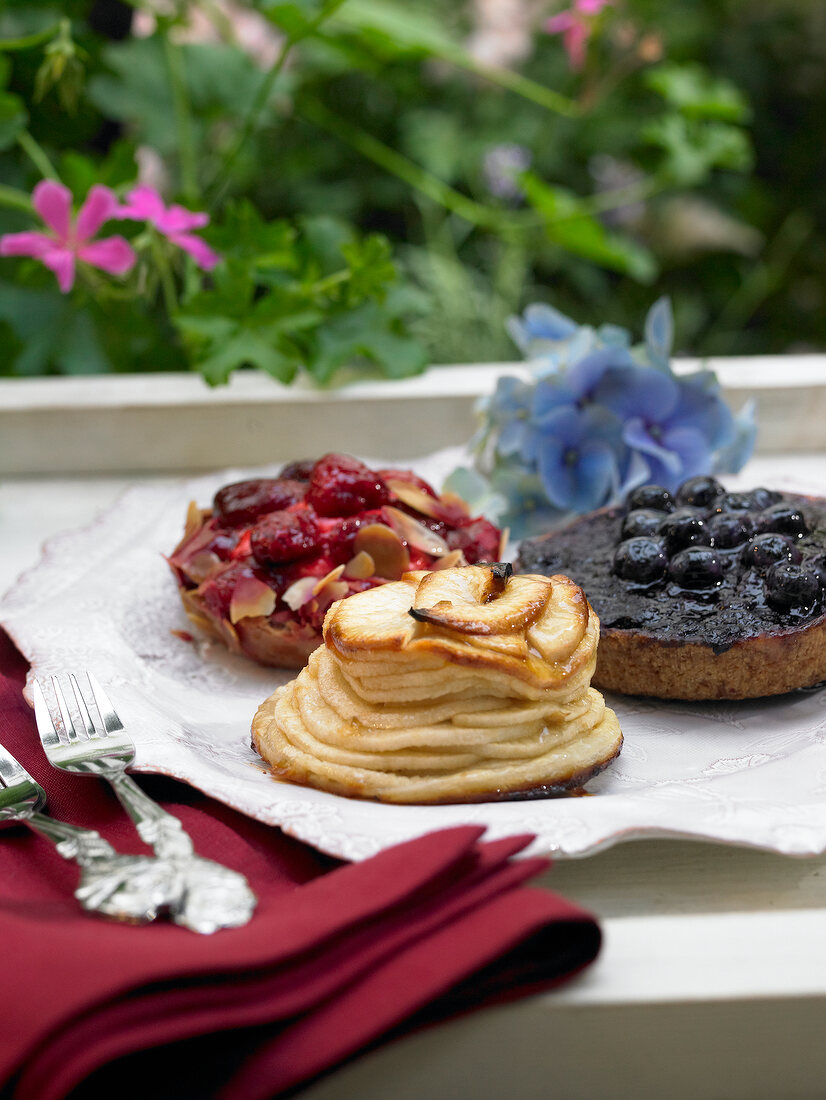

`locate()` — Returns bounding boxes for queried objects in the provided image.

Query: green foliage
[0,0,820,377]
[175,204,426,384]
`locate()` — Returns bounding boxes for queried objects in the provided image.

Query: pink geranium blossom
[117,185,220,271]
[0,180,136,293]
[546,0,613,70]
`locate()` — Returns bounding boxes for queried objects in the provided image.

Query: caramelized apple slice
[410,566,552,635]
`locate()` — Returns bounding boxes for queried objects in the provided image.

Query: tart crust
[592,617,826,701]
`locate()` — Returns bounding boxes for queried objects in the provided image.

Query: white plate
[3,454,826,861]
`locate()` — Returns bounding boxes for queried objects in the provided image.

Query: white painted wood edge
[2,354,825,410]
[547,909,826,1007]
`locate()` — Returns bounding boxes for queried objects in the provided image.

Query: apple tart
[252,564,623,804]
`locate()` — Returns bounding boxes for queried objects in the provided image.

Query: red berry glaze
[250,510,320,564]
[446,518,502,564]
[306,454,389,517]
[213,478,306,526]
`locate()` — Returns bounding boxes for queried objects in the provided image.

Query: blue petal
[531,379,577,426]
[644,296,674,369]
[598,323,632,349]
[497,417,530,457]
[712,399,757,473]
[522,302,578,341]
[660,425,713,480]
[539,438,618,512]
[669,374,734,448]
[594,364,679,422]
[566,346,635,400]
[623,416,684,478]
[506,302,577,357]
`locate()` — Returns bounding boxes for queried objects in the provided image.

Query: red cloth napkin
[0,630,601,1100]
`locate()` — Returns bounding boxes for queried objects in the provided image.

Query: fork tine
[69,674,96,739]
[86,672,125,734]
[51,677,81,742]
[0,741,22,786]
[33,678,62,751]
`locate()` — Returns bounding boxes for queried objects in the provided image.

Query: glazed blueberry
[750,487,783,511]
[621,508,667,540]
[716,491,754,513]
[675,475,723,508]
[707,511,754,549]
[626,484,675,513]
[657,508,710,552]
[765,562,821,613]
[613,537,668,584]
[741,532,802,572]
[758,502,809,539]
[668,546,724,589]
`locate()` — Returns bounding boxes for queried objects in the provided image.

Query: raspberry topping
[213,478,306,526]
[445,518,502,564]
[306,454,390,517]
[250,510,320,565]
[279,459,315,482]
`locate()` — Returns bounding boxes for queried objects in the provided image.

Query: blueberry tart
[516,477,826,700]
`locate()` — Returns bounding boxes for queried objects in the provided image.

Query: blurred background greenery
[0,0,823,377]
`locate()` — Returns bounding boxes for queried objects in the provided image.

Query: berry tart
[516,476,826,700]
[167,454,503,668]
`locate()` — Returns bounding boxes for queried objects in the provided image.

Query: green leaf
[645,63,751,123]
[206,201,298,269]
[520,173,657,283]
[196,330,297,385]
[339,234,395,303]
[643,115,753,186]
[307,301,427,383]
[0,90,27,150]
[331,0,459,58]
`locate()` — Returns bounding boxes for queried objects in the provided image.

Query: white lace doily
[3,451,826,861]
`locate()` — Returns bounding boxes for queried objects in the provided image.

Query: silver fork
[0,740,172,923]
[33,673,257,934]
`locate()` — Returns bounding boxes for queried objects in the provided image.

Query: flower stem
[0,184,33,213]
[162,34,199,202]
[16,131,60,181]
[150,233,178,317]
[205,0,350,206]
[299,100,537,233]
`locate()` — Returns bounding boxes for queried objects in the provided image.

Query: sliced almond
[383,506,449,556]
[316,579,350,612]
[498,526,511,561]
[385,480,442,519]
[282,576,318,611]
[183,500,206,540]
[430,549,466,570]
[343,550,376,579]
[229,576,277,624]
[354,524,410,580]
[313,564,345,596]
[182,550,222,585]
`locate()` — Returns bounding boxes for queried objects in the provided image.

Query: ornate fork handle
[109,771,195,859]
[21,810,172,924]
[24,810,117,864]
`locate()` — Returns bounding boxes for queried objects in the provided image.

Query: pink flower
[546,0,613,70]
[0,180,136,293]
[117,185,220,271]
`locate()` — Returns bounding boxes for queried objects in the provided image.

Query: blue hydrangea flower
[462,297,756,538]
